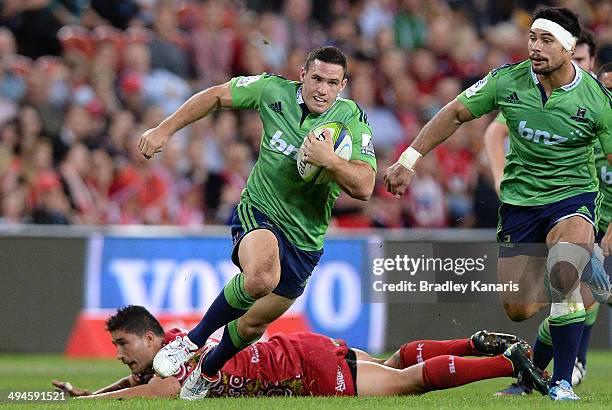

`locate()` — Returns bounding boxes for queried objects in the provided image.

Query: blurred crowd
[0,0,611,228]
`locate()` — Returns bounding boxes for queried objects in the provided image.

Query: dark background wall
[0,236,86,352]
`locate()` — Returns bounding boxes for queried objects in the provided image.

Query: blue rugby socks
[533,317,554,371]
[549,309,585,386]
[202,319,259,377]
[188,273,255,347]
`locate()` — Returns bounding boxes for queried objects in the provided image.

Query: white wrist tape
[398,147,422,170]
[531,18,577,52]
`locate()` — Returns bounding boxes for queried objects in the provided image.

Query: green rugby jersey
[595,141,612,232]
[230,73,376,251]
[458,60,612,206]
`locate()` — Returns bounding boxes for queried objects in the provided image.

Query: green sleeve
[457,72,499,118]
[495,111,507,124]
[597,103,612,155]
[346,110,377,171]
[230,74,271,109]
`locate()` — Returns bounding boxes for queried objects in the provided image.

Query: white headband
[531,18,577,52]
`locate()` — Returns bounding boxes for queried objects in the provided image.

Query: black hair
[598,62,612,76]
[577,29,596,57]
[304,46,348,78]
[106,305,164,337]
[532,7,581,39]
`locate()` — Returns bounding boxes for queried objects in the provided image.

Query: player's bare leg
[181,293,295,400]
[356,342,547,397]
[546,217,593,295]
[196,229,284,376]
[237,229,282,299]
[156,229,281,378]
[497,255,548,321]
[236,293,295,341]
[497,243,599,396]
[544,216,593,399]
[356,361,426,396]
[181,232,292,400]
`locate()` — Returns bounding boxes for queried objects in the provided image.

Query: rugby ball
[296,122,352,184]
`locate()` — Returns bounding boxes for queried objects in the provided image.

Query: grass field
[1,351,611,409]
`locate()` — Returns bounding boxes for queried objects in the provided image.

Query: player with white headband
[530,18,577,52]
[483,29,607,396]
[385,7,612,401]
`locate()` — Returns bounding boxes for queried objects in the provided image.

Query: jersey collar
[530,60,582,91]
[296,85,339,116]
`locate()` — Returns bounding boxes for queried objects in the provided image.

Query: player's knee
[547,242,589,297]
[399,363,428,395]
[502,303,536,322]
[241,254,280,299]
[243,271,278,299]
[549,261,579,296]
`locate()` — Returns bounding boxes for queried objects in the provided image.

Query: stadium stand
[0,0,610,228]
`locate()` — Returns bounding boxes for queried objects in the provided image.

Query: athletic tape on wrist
[398,147,423,170]
[531,18,577,52]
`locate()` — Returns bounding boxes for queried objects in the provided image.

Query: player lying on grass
[52,306,548,400]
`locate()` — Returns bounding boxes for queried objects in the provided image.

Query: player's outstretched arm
[411,98,476,156]
[52,375,134,397]
[138,81,233,159]
[483,120,509,195]
[78,376,180,399]
[384,98,475,196]
[51,380,91,397]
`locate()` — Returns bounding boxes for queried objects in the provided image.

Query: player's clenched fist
[138,127,170,159]
[383,162,415,197]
